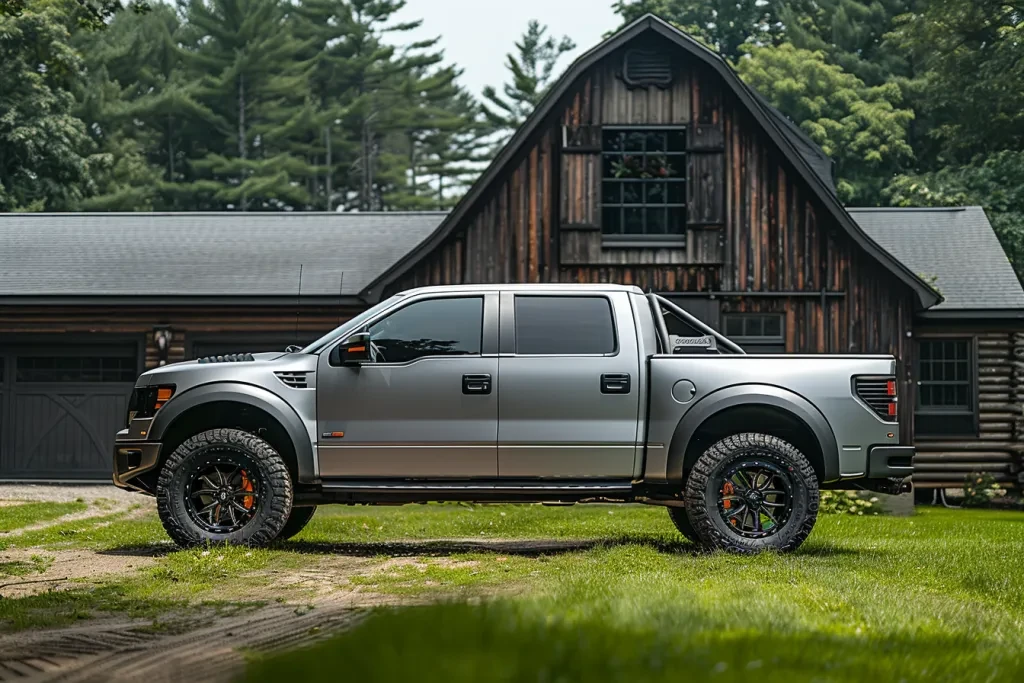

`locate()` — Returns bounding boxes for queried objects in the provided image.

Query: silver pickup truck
[113,284,913,553]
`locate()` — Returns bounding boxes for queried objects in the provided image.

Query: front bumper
[112,429,162,493]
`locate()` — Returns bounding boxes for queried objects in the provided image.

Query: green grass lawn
[0,501,87,534]
[244,505,1024,683]
[2,499,1023,681]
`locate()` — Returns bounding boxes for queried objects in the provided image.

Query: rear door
[497,291,641,479]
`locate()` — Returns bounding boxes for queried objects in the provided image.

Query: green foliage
[819,490,880,516]
[885,151,1024,271]
[614,0,786,61]
[888,0,1024,165]
[962,472,1006,508]
[0,0,93,211]
[481,20,575,145]
[736,43,914,204]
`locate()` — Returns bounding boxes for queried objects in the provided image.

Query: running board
[304,479,635,505]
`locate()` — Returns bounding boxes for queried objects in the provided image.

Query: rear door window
[514,296,616,355]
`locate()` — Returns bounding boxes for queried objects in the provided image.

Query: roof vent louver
[196,353,255,364]
[275,371,311,389]
[623,49,673,88]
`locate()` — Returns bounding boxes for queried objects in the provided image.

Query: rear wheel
[156,428,293,548]
[277,505,317,541]
[684,433,818,554]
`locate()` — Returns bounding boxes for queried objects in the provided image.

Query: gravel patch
[0,484,144,506]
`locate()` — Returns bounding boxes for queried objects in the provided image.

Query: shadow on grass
[99,534,875,560]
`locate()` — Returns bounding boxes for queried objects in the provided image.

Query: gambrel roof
[361,14,941,309]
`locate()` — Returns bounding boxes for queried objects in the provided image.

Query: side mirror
[335,331,372,366]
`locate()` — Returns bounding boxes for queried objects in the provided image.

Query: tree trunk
[325,125,332,211]
[238,73,248,212]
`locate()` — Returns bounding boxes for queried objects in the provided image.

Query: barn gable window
[915,339,977,436]
[600,127,687,243]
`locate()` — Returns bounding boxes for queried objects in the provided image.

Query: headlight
[126,385,175,427]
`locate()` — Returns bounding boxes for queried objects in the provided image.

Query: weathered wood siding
[912,327,1024,489]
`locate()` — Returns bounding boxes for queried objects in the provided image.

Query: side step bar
[304,479,635,505]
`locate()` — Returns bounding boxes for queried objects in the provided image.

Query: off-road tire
[277,505,317,541]
[684,433,818,554]
[156,428,293,548]
[667,506,703,545]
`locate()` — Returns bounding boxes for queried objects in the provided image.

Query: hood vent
[275,371,311,389]
[197,353,255,364]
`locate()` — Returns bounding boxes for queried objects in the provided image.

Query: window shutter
[560,124,602,228]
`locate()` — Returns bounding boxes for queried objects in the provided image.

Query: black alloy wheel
[716,459,794,538]
[156,428,293,548]
[683,433,819,554]
[185,460,262,534]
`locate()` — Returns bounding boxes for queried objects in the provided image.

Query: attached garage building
[0,212,444,480]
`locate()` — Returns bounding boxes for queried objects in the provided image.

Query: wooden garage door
[0,344,139,480]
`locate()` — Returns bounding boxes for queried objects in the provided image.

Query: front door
[497,292,641,479]
[316,293,499,478]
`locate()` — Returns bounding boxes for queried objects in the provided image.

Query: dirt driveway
[0,485,418,683]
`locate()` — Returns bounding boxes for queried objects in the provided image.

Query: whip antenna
[294,264,304,345]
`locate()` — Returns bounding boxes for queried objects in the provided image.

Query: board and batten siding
[387,38,916,397]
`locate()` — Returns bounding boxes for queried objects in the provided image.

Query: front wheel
[156,428,293,548]
[683,433,819,554]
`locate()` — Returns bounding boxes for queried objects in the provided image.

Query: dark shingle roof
[0,212,445,298]
[848,207,1024,311]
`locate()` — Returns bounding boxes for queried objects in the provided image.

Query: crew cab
[113,284,913,553]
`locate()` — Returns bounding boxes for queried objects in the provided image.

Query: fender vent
[196,353,255,364]
[275,371,310,389]
[623,49,673,87]
[855,377,897,422]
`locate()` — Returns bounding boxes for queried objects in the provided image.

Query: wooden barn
[1,14,1022,490]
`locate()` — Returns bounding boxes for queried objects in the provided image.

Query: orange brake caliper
[722,481,737,526]
[240,471,255,510]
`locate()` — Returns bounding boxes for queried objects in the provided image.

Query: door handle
[601,373,631,394]
[462,373,492,395]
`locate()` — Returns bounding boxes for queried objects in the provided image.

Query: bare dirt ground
[0,487,424,683]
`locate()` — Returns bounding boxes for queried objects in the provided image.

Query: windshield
[300,294,405,353]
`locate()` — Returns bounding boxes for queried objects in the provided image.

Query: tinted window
[368,297,482,363]
[515,296,616,355]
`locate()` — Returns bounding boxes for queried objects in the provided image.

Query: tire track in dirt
[0,593,395,683]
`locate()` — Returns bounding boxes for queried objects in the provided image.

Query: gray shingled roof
[0,212,445,298]
[848,207,1024,311]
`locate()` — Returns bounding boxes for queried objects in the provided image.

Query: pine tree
[181,0,314,210]
[481,20,575,146]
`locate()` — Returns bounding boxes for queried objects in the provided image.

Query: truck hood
[137,352,317,385]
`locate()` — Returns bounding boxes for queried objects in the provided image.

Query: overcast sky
[394,0,620,98]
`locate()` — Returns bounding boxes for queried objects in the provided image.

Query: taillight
[855,377,897,422]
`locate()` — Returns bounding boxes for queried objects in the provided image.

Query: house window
[722,314,785,353]
[915,339,976,436]
[601,127,686,241]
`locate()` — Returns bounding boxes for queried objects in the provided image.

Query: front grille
[275,371,310,389]
[855,377,897,421]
